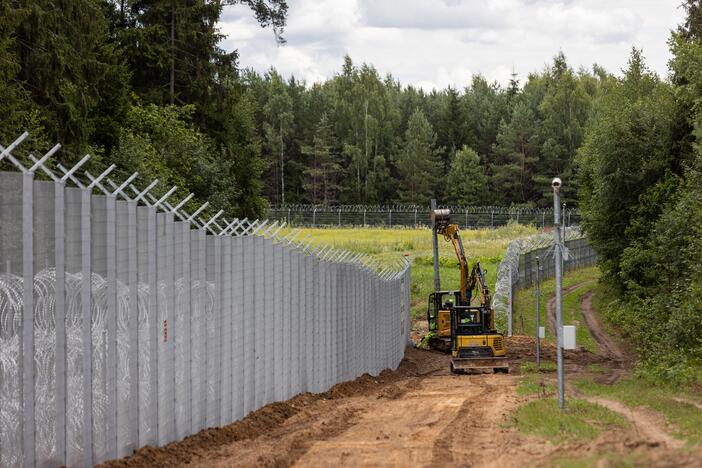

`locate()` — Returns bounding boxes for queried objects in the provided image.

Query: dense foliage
[578,1,702,383]
[1,0,604,217]
[2,0,701,382]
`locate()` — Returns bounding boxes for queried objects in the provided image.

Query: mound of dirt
[100,347,444,468]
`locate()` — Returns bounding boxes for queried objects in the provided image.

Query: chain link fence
[491,228,597,334]
[0,132,411,467]
[267,205,580,229]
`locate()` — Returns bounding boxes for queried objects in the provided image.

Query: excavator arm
[468,262,495,329]
[435,223,470,305]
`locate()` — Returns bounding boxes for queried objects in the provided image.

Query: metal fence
[492,229,597,335]
[267,204,580,229]
[0,132,411,467]
[517,237,597,289]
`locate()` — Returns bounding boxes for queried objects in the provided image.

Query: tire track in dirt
[580,291,624,361]
[546,283,588,336]
[293,374,479,466]
[586,397,684,450]
[429,380,494,466]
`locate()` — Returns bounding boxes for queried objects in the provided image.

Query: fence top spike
[133,179,159,202]
[0,132,30,172]
[84,171,111,196]
[202,209,224,230]
[186,201,209,223]
[28,153,59,182]
[173,193,194,212]
[59,154,91,183]
[111,172,139,199]
[87,163,116,189]
[28,143,61,173]
[268,221,286,239]
[261,220,278,236]
[57,163,85,189]
[154,186,178,209]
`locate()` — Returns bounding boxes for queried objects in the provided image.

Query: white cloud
[219,0,685,89]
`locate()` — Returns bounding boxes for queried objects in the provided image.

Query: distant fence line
[491,229,598,335]
[267,204,580,229]
[0,132,410,467]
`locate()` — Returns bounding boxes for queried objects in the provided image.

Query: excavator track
[427,336,452,354]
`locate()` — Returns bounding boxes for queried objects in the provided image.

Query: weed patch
[520,361,557,373]
[510,398,628,442]
[517,375,556,396]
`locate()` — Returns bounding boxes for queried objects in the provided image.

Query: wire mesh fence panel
[231,236,245,422]
[1,155,412,468]
[492,228,597,334]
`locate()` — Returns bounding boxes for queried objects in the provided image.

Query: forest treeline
[578,1,702,383]
[2,0,702,381]
[3,0,602,216]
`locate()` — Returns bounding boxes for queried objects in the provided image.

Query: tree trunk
[364,100,369,200]
[170,0,176,105]
[280,122,285,205]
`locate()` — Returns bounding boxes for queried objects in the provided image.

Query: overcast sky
[219,0,686,90]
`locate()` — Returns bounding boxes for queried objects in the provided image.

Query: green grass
[510,398,628,442]
[575,377,702,445]
[555,452,643,468]
[520,360,557,373]
[513,267,600,349]
[279,224,537,318]
[587,363,606,374]
[517,375,557,396]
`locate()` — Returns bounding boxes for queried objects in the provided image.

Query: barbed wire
[269,204,579,215]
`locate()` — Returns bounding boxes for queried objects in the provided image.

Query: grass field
[278,224,537,317]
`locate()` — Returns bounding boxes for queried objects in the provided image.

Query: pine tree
[0,4,46,153]
[12,0,131,160]
[437,86,463,176]
[446,146,487,205]
[302,113,341,204]
[397,108,441,204]
[490,101,540,205]
[535,53,590,204]
[263,69,294,205]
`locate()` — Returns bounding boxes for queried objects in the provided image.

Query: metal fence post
[80,185,94,466]
[535,257,541,367]
[22,170,36,467]
[553,178,565,410]
[507,264,513,337]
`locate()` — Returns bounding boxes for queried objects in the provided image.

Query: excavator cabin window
[457,308,481,325]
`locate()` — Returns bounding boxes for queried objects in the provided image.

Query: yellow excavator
[426,205,508,374]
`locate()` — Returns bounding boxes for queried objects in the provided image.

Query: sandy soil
[102,291,702,468]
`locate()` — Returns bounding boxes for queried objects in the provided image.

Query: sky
[219,0,686,90]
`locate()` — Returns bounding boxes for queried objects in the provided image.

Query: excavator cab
[427,291,462,351]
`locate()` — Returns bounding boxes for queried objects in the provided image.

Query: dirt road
[104,293,701,468]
